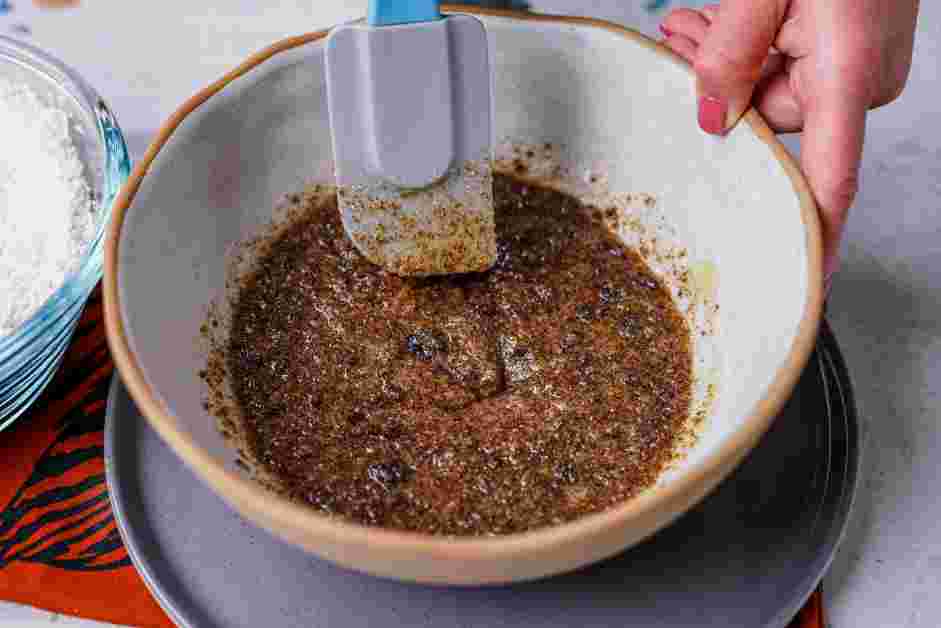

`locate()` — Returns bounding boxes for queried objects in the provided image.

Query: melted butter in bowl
[201,169,697,536]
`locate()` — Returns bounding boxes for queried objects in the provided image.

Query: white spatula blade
[325,14,496,276]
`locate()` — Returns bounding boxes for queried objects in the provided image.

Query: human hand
[660,1,919,280]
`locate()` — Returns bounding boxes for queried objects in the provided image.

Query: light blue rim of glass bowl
[0,35,131,430]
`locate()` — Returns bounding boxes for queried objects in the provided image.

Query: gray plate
[106,322,858,628]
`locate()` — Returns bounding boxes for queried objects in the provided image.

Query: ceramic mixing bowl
[105,7,823,584]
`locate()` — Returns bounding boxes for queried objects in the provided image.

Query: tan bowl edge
[103,6,824,584]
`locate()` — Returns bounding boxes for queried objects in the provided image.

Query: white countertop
[2,1,939,626]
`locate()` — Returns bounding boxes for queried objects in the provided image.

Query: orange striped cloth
[0,287,171,627]
[0,286,824,628]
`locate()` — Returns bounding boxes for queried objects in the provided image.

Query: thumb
[694,0,788,135]
[800,86,868,279]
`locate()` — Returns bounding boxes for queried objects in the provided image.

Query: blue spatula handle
[368,0,441,26]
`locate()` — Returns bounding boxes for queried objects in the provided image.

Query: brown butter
[209,174,693,536]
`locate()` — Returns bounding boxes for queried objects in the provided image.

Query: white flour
[0,78,96,336]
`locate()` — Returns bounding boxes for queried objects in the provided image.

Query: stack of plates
[106,323,857,628]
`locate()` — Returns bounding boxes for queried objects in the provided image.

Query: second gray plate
[106,323,858,628]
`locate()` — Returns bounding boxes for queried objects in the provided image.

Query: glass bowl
[0,36,130,429]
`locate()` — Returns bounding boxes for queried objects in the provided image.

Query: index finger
[693,0,789,131]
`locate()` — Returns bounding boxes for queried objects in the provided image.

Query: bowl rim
[104,6,824,570]
[0,35,130,346]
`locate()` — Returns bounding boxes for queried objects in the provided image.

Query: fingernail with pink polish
[659,24,673,37]
[698,96,727,136]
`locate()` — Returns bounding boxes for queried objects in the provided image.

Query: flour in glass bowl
[0,77,96,336]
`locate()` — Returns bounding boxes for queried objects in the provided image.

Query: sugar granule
[0,77,96,336]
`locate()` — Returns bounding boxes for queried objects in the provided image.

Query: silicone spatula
[325,0,496,276]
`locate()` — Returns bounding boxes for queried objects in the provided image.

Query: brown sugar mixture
[212,174,693,536]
